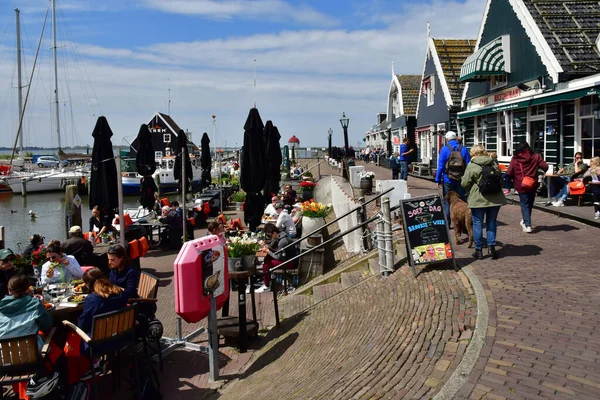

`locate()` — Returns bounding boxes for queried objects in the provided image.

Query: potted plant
[100,232,110,244]
[226,233,262,272]
[299,180,317,201]
[300,200,332,247]
[231,190,246,211]
[358,171,375,195]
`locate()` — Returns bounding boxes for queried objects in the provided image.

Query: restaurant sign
[466,81,542,112]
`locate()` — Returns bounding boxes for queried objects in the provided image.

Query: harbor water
[0,191,139,252]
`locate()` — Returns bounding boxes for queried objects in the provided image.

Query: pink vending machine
[174,235,229,323]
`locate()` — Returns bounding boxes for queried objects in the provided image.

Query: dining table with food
[33,279,88,319]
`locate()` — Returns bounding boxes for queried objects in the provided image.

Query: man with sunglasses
[551,152,588,207]
[0,249,17,300]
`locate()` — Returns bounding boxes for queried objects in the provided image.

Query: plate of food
[42,301,55,312]
[70,279,83,286]
[66,294,87,304]
[72,283,87,294]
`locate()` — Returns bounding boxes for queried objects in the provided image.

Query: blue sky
[0,0,485,150]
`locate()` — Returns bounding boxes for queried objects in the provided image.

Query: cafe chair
[130,272,163,372]
[0,328,56,399]
[62,306,139,400]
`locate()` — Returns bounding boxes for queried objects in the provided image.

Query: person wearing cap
[264,196,279,217]
[275,202,296,238]
[62,225,95,267]
[292,202,303,224]
[436,131,471,221]
[0,249,17,300]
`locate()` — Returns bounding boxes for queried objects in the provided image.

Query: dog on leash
[445,190,473,248]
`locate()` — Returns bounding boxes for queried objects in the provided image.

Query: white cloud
[0,0,486,150]
[141,0,337,26]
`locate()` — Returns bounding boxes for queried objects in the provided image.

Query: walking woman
[461,144,506,259]
[506,142,548,233]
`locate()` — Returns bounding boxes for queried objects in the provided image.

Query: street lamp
[340,112,349,154]
[328,127,333,157]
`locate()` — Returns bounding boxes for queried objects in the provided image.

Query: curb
[433,263,489,400]
[505,197,600,229]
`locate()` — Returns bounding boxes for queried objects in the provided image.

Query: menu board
[400,194,454,269]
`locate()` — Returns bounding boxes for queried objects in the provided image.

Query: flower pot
[101,237,109,244]
[302,216,326,249]
[302,190,314,201]
[241,255,256,270]
[360,178,373,195]
[235,201,244,211]
[228,257,242,273]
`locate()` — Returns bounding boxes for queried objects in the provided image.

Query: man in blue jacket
[435,131,470,221]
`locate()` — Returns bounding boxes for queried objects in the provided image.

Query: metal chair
[0,328,56,399]
[63,306,139,400]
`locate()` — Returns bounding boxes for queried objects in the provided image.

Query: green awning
[458,85,600,119]
[460,37,506,82]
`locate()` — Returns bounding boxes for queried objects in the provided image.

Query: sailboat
[2,2,89,194]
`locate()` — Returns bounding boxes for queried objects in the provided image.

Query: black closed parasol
[174,129,192,193]
[200,132,212,188]
[134,124,158,210]
[262,120,282,198]
[89,116,118,212]
[240,108,266,231]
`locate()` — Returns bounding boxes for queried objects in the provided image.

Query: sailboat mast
[15,8,24,156]
[52,0,61,150]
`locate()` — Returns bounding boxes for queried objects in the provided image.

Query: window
[578,95,600,158]
[530,105,545,117]
[423,76,435,107]
[154,151,162,159]
[163,134,171,143]
[490,74,507,89]
[419,131,431,161]
[475,117,486,147]
[498,114,509,157]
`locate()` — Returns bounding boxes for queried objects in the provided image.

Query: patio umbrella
[135,124,157,210]
[200,132,212,188]
[240,107,266,231]
[89,116,118,212]
[174,129,192,193]
[263,121,282,198]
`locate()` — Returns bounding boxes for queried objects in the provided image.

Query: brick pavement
[356,160,600,399]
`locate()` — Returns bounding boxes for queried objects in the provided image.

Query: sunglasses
[46,255,59,261]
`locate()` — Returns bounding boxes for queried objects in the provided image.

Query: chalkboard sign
[400,194,455,270]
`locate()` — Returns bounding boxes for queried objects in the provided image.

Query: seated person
[23,234,44,257]
[264,196,279,216]
[281,185,297,206]
[61,225,94,267]
[550,152,588,206]
[106,245,139,299]
[64,268,127,384]
[159,205,184,249]
[0,249,17,300]
[89,205,116,237]
[275,202,296,238]
[292,202,303,225]
[257,223,298,293]
[41,240,83,285]
[207,222,227,245]
[0,275,59,398]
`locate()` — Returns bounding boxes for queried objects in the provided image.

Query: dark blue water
[0,192,139,252]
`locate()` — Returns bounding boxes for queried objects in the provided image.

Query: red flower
[300,181,316,188]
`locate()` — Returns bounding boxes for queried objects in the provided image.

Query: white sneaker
[595,211,600,220]
[552,199,564,207]
[519,220,525,229]
[522,226,532,233]
[255,284,271,293]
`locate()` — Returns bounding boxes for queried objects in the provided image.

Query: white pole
[181,135,187,242]
[15,9,24,156]
[116,151,125,248]
[52,0,61,150]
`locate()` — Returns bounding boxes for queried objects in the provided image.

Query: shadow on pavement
[497,243,543,257]
[534,224,580,232]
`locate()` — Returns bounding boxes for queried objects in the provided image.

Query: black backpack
[478,165,503,194]
[445,145,466,180]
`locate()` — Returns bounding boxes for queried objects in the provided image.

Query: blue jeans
[519,192,536,228]
[442,180,466,222]
[400,161,409,181]
[470,207,500,250]
[502,173,511,190]
[550,176,570,199]
[391,168,399,180]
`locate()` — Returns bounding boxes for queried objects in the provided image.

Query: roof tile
[432,38,476,105]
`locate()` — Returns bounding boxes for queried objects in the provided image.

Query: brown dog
[445,190,473,248]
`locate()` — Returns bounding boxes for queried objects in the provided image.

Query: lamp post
[328,127,333,157]
[340,112,349,155]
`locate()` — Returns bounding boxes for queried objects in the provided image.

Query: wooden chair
[63,306,139,400]
[131,272,163,372]
[0,329,56,399]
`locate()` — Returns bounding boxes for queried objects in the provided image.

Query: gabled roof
[396,74,421,115]
[521,0,600,75]
[432,39,476,106]
[158,113,182,134]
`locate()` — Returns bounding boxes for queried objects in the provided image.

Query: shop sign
[468,82,542,111]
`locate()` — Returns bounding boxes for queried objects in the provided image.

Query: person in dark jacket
[62,226,94,266]
[435,131,471,221]
[399,137,414,181]
[257,223,298,293]
[89,205,115,237]
[506,141,548,232]
[23,234,44,257]
[106,245,139,299]
[0,249,17,300]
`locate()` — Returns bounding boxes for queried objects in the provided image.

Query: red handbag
[519,163,536,190]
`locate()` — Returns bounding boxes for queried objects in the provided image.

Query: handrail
[273,186,394,255]
[298,159,324,178]
[269,212,380,274]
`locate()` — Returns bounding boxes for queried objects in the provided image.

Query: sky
[0,0,486,150]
